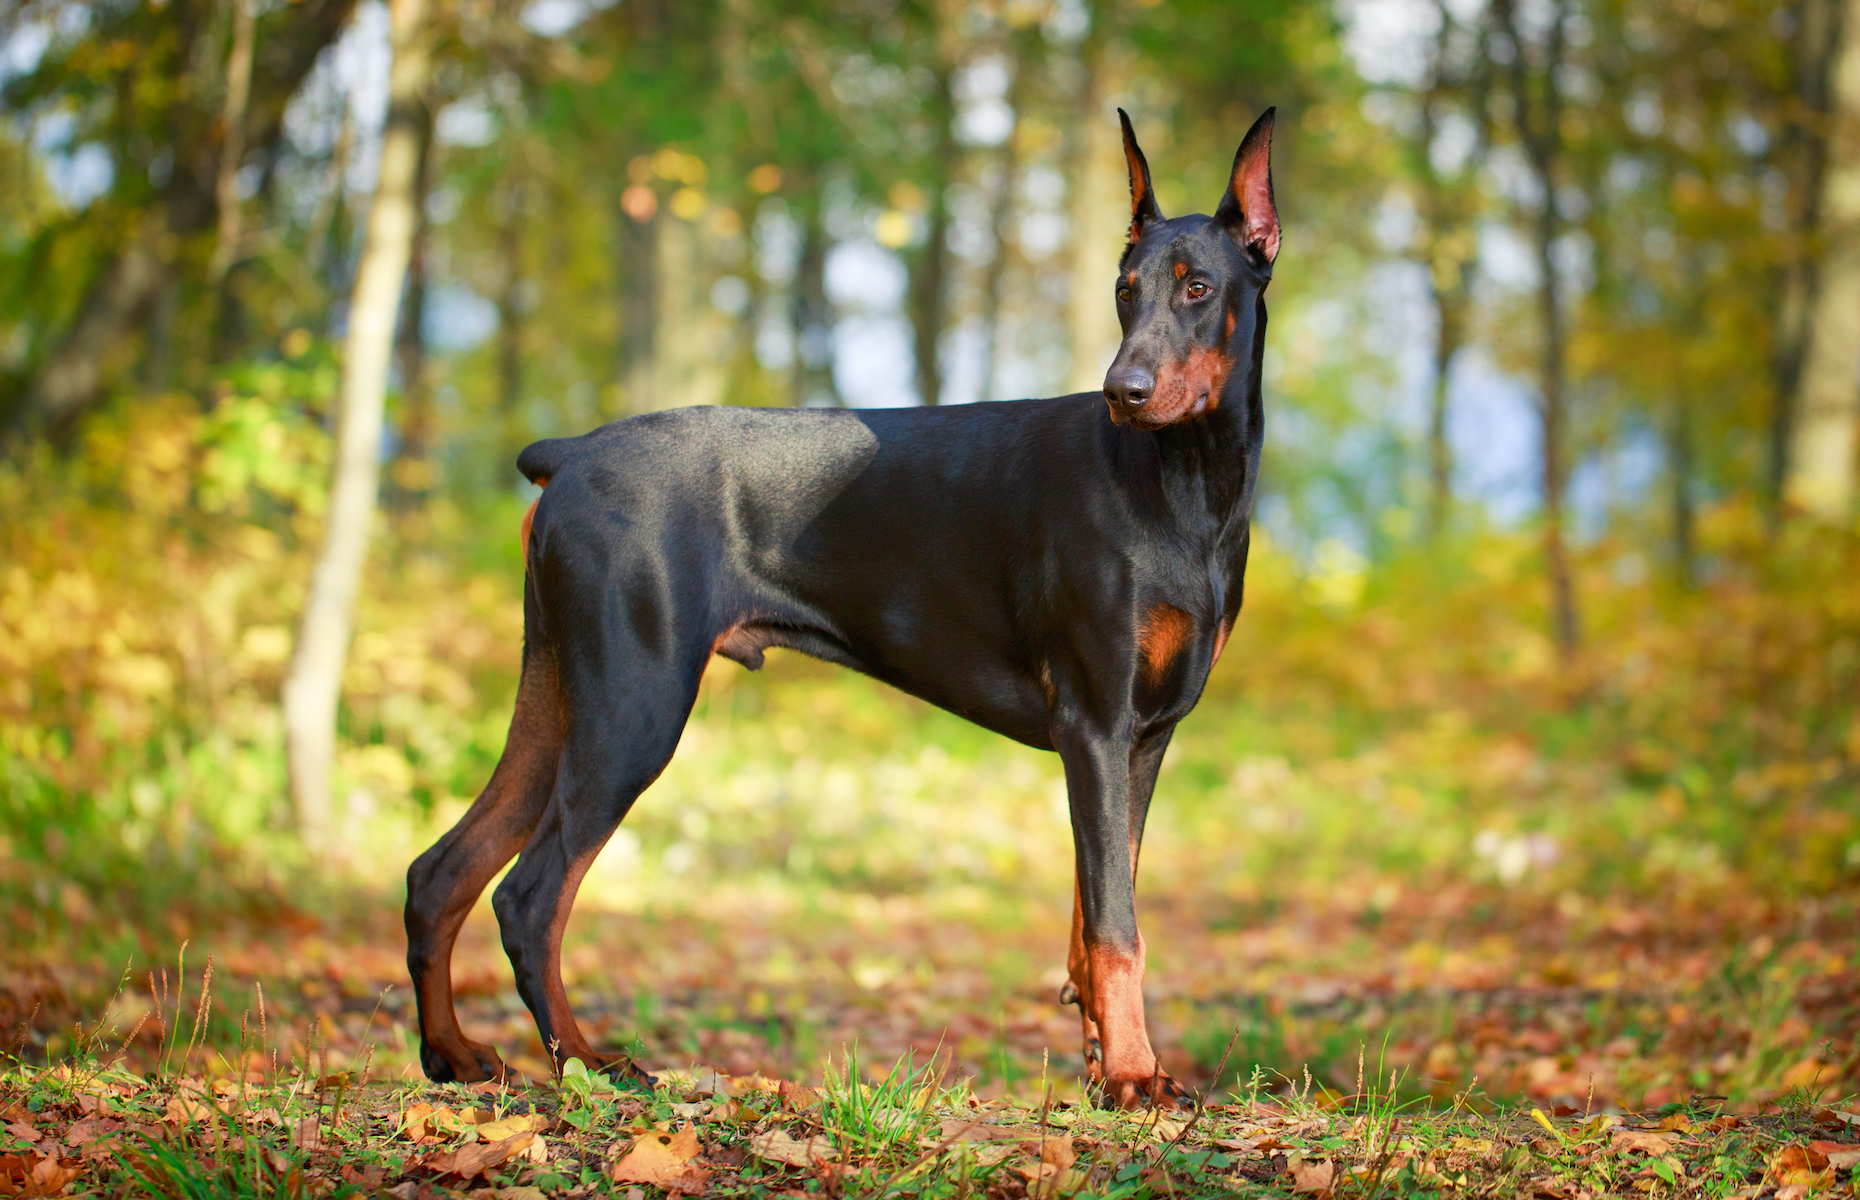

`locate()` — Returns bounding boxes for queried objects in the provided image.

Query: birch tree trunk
[283,0,432,844]
[1785,0,1860,520]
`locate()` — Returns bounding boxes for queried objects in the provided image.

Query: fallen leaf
[164,1091,216,1124]
[424,1132,541,1181]
[1039,1137,1076,1170]
[1019,1140,1085,1197]
[1655,1114,1693,1133]
[477,1113,551,1142]
[291,1117,322,1151]
[612,1126,708,1192]
[0,1153,82,1198]
[1809,1142,1860,1170]
[748,1128,836,1169]
[1612,1130,1680,1156]
[937,1121,1025,1143]
[1,1127,37,1146]
[63,1118,121,1147]
[1151,1117,1188,1140]
[1288,1157,1336,1196]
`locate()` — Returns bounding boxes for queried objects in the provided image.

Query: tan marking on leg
[519,476,550,556]
[412,652,562,1082]
[1086,939,1191,1110]
[537,844,606,1072]
[1066,881,1102,1084]
[1137,603,1195,685]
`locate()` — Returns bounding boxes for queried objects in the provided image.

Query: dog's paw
[1095,1070,1195,1112]
[421,1038,507,1084]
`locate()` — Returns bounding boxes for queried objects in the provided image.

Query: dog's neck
[1121,307,1265,538]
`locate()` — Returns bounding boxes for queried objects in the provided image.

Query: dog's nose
[1105,368,1154,408]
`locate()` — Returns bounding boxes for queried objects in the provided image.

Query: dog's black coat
[406,107,1279,1108]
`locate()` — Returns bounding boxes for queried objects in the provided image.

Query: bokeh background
[2,0,1857,1110]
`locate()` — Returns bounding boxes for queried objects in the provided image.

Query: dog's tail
[515,437,574,485]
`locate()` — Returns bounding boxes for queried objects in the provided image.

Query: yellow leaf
[611,1126,707,1189]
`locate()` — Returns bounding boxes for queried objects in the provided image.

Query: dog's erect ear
[1213,107,1279,265]
[1119,108,1163,243]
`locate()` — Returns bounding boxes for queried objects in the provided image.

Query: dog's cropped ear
[1213,107,1279,266]
[1119,108,1164,243]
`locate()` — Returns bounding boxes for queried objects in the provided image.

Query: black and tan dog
[405,107,1280,1109]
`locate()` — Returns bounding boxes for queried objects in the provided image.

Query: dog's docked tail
[516,437,574,485]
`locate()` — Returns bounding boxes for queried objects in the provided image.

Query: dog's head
[1102,108,1279,430]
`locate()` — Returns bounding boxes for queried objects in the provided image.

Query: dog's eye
[1185,280,1210,299]
[1116,285,1134,303]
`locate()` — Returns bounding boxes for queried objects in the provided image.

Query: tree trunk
[908,62,957,406]
[977,33,1030,405]
[1496,0,1579,656]
[1670,396,1695,588]
[790,198,840,406]
[20,217,168,442]
[619,201,658,411]
[393,104,436,499]
[1785,0,1860,520]
[496,175,526,444]
[282,0,432,845]
[1768,0,1839,517]
[1420,0,1481,540]
[1065,36,1128,396]
[208,0,258,284]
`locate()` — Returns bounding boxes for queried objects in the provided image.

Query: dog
[405,107,1279,1109]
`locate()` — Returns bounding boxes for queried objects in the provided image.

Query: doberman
[405,107,1280,1109]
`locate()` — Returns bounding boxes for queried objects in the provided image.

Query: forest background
[2,0,1859,1114]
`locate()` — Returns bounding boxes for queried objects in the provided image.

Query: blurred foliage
[3,394,1856,955]
[1,0,1856,1114]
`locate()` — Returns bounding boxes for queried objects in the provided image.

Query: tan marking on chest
[1137,603,1194,684]
[520,477,550,556]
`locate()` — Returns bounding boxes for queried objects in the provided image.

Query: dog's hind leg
[406,593,563,1082]
[491,633,704,1078]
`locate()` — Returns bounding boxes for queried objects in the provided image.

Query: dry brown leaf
[1611,1130,1679,1156]
[748,1128,836,1169]
[164,1091,216,1124]
[1,1126,37,1146]
[63,1118,121,1147]
[0,1153,82,1198]
[1769,1144,1832,1188]
[937,1120,1025,1143]
[423,1132,541,1181]
[1288,1157,1336,1196]
[612,1126,708,1192]
[1809,1142,1860,1170]
[291,1117,322,1151]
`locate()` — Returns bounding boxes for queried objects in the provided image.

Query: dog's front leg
[1056,720,1192,1110]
